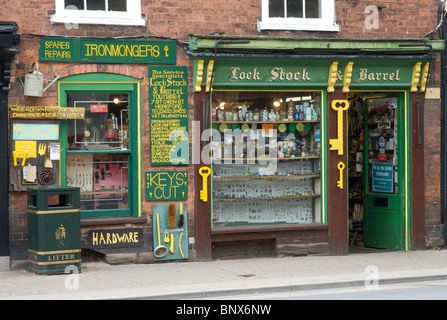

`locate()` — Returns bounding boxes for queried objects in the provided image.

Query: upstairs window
[258,0,339,32]
[52,0,146,26]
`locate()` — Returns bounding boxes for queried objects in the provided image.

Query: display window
[210,91,324,227]
[58,73,141,218]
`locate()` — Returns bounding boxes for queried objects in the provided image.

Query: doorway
[347,92,407,251]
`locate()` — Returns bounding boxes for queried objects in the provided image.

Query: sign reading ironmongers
[85,228,143,249]
[149,66,189,165]
[39,37,176,64]
[10,106,85,119]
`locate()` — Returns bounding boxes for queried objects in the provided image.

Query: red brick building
[0,0,445,270]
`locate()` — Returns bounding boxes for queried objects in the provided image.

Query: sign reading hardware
[145,171,188,201]
[40,37,176,64]
[149,66,189,165]
[85,228,144,249]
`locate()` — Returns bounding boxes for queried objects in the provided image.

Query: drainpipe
[441,3,447,248]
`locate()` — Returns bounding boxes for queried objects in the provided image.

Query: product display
[211,91,322,227]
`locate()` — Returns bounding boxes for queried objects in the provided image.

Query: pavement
[1,249,447,300]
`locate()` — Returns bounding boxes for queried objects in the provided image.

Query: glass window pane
[67,153,129,211]
[287,0,303,18]
[66,92,130,212]
[211,91,322,227]
[269,0,285,18]
[305,0,320,18]
[65,0,84,10]
[108,0,127,11]
[86,0,105,10]
[66,92,129,151]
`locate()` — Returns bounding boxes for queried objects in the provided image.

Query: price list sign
[149,66,189,165]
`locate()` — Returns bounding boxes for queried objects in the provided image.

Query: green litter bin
[27,186,81,274]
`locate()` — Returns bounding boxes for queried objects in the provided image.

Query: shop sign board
[85,228,144,249]
[10,106,85,119]
[39,37,176,64]
[149,66,189,166]
[372,162,394,193]
[12,123,59,141]
[145,171,188,201]
[198,58,428,90]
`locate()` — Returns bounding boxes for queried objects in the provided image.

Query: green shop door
[363,94,406,250]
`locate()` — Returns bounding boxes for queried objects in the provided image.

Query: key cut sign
[145,171,188,201]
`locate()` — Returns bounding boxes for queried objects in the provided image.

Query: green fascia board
[188,36,445,54]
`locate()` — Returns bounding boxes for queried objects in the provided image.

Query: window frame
[58,73,142,219]
[51,0,146,26]
[257,0,339,32]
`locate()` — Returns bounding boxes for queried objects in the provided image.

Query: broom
[178,203,184,228]
[168,203,177,228]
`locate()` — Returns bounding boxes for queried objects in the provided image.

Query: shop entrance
[347,92,406,251]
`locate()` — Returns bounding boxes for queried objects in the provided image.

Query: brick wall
[2,0,444,260]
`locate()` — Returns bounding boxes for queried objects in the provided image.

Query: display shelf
[212,156,320,162]
[214,194,320,201]
[213,174,320,180]
[213,120,320,124]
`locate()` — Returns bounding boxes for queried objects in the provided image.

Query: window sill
[212,223,328,242]
[51,15,146,27]
[257,21,340,32]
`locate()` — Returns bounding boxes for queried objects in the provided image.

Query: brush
[178,203,184,228]
[168,203,177,228]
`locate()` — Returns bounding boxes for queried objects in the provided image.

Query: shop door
[363,94,405,250]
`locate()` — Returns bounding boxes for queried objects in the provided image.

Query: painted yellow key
[199,166,211,202]
[337,162,345,189]
[329,100,349,155]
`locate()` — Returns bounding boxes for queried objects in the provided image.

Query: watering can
[20,62,60,97]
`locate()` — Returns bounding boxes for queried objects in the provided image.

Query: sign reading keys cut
[145,171,188,201]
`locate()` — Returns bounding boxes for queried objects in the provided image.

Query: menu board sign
[149,66,189,165]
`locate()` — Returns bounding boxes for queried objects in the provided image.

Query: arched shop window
[58,73,142,218]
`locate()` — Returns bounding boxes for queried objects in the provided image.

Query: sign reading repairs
[39,37,177,64]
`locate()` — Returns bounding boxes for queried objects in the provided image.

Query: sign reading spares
[39,37,176,64]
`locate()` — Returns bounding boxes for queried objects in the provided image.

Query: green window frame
[58,73,142,218]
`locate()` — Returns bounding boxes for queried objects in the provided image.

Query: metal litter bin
[27,186,81,274]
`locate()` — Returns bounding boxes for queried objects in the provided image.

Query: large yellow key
[329,100,350,155]
[199,166,211,202]
[337,162,345,189]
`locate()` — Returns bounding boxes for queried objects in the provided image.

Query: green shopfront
[189,36,444,258]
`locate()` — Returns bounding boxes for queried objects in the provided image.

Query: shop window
[211,91,323,227]
[66,93,129,212]
[257,0,339,31]
[59,74,141,218]
[52,0,145,26]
